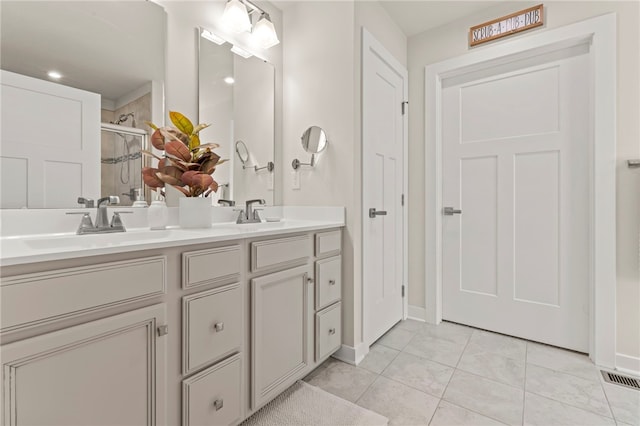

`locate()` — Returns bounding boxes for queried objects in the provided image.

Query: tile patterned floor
[304,320,640,426]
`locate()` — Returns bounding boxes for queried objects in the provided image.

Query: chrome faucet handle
[77,197,94,208]
[109,212,126,230]
[253,208,264,221]
[233,208,246,224]
[218,199,236,207]
[243,199,265,224]
[66,212,95,234]
[97,195,120,207]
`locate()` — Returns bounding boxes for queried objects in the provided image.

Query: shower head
[112,112,136,127]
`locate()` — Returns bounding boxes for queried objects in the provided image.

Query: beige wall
[281,1,405,348]
[407,1,640,359]
[281,1,357,344]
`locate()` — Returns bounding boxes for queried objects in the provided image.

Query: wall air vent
[601,370,640,391]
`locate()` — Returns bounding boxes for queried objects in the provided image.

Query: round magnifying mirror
[235,140,249,164]
[301,126,328,154]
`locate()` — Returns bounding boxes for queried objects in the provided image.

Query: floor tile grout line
[380,371,449,401]
[599,371,620,422]
[525,363,616,419]
[524,390,620,423]
[522,341,528,425]
[525,358,603,383]
[524,387,616,420]
[435,398,512,426]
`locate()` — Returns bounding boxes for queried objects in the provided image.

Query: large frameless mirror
[198,28,276,205]
[0,1,166,208]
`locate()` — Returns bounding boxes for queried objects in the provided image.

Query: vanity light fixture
[201,29,225,45]
[224,76,235,85]
[222,0,252,33]
[230,45,252,59]
[253,13,279,49]
[221,0,280,49]
[47,70,62,79]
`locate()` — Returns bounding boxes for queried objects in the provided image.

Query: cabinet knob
[307,277,314,284]
[213,399,224,411]
[213,322,225,332]
[329,279,336,286]
[328,328,336,335]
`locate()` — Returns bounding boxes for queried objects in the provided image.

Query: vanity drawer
[182,354,242,426]
[315,302,341,362]
[182,283,243,375]
[315,230,341,258]
[182,245,241,289]
[1,256,166,333]
[315,256,341,310]
[250,235,310,273]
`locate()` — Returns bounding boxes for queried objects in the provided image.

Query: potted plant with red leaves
[143,111,227,228]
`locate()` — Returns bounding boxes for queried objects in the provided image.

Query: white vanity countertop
[0,207,345,267]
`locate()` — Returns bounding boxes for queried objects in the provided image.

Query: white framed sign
[469,4,544,47]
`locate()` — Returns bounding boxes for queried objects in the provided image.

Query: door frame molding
[362,28,409,347]
[424,14,617,367]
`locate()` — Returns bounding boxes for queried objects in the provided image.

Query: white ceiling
[379,1,501,37]
[1,1,165,104]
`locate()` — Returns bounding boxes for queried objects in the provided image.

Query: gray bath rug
[242,381,388,426]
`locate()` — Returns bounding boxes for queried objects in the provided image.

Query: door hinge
[401,194,405,206]
[157,325,168,337]
[402,285,405,297]
[401,101,409,115]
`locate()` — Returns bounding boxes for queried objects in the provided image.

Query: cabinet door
[251,266,309,409]
[1,304,166,426]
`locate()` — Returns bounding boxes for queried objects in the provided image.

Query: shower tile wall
[101,93,152,205]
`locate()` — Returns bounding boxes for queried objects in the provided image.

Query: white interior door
[442,44,590,352]
[363,30,407,346]
[1,70,100,208]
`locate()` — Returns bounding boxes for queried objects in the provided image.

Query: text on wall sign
[469,4,544,47]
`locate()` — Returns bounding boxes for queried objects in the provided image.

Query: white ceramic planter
[179,197,212,229]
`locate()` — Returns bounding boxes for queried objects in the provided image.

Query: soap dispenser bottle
[148,193,168,230]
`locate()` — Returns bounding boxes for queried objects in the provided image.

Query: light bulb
[222,0,252,33]
[253,13,279,49]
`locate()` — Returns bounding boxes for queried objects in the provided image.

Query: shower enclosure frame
[100,123,150,205]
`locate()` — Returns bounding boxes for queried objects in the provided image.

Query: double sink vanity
[0,207,344,425]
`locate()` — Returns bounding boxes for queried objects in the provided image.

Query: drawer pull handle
[328,328,336,335]
[213,399,224,411]
[329,279,336,286]
[213,322,225,332]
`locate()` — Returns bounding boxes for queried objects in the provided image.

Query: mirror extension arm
[291,154,316,170]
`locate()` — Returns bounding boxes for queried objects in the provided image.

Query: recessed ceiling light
[47,71,62,79]
[224,76,235,85]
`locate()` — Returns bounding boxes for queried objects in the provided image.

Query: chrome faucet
[236,199,265,224]
[95,196,120,228]
[68,195,131,234]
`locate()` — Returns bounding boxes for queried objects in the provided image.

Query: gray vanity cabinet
[250,265,310,409]
[1,304,166,426]
[0,226,343,426]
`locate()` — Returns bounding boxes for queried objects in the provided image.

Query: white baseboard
[332,343,369,366]
[408,305,427,322]
[615,353,640,377]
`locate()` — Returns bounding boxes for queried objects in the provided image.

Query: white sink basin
[20,229,194,250]
[211,221,286,232]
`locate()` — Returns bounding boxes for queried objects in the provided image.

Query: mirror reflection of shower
[101,117,148,207]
